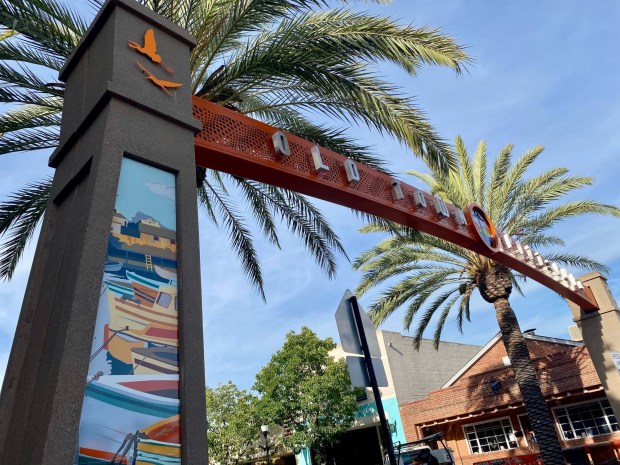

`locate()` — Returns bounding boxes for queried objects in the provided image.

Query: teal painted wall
[295,396,406,465]
[354,396,406,446]
[380,396,406,447]
[295,447,312,465]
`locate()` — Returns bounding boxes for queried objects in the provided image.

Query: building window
[463,418,518,454]
[554,399,619,440]
[355,389,368,402]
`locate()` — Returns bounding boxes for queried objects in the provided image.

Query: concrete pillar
[0,0,208,463]
[568,272,620,420]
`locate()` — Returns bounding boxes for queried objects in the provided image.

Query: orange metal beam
[192,98,598,312]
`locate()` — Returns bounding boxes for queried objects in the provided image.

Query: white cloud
[145,181,175,201]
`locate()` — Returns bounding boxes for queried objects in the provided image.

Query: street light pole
[260,424,271,465]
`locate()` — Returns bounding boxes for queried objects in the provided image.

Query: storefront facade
[399,333,620,465]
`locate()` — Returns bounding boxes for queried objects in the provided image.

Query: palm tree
[353,136,620,465]
[0,0,470,297]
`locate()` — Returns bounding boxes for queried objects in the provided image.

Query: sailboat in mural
[103,324,178,375]
[136,414,181,465]
[107,284,178,330]
[131,346,179,375]
[77,415,180,465]
[85,375,180,418]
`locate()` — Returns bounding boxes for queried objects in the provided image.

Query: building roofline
[441,332,582,388]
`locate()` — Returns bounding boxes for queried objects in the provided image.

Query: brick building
[326,331,481,465]
[399,332,620,465]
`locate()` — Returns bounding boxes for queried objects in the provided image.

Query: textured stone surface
[0,1,208,463]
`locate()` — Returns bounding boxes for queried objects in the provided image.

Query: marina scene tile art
[76,158,181,465]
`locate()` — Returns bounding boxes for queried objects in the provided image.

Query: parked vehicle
[388,432,454,465]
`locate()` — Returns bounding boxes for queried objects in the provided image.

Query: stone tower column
[0,1,208,463]
[568,272,620,420]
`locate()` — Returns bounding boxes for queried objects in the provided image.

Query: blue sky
[1,0,619,392]
[116,158,177,229]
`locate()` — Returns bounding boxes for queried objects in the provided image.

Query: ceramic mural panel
[76,157,181,465]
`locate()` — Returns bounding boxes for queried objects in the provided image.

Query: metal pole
[350,296,397,465]
[262,431,271,465]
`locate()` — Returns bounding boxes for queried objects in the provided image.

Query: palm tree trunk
[494,297,565,465]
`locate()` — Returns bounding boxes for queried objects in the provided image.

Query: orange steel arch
[192,98,598,312]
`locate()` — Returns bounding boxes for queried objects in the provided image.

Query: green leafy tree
[0,0,470,296]
[353,136,620,465]
[254,327,358,462]
[206,382,262,465]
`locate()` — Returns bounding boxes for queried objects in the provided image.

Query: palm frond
[430,293,460,349]
[0,178,51,279]
[229,176,281,248]
[0,126,59,154]
[198,9,462,171]
[517,200,620,236]
[0,0,473,299]
[488,143,513,216]
[204,180,266,301]
[0,105,61,133]
[0,39,65,70]
[355,135,620,345]
[263,184,346,277]
[543,253,610,275]
[239,96,389,171]
[0,0,88,57]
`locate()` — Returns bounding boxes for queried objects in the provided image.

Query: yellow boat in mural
[107,284,178,331]
[131,346,178,375]
[104,324,178,367]
[136,414,181,465]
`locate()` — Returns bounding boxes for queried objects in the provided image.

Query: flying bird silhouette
[136,62,183,96]
[128,29,173,74]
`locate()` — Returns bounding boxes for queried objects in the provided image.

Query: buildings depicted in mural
[76,158,181,465]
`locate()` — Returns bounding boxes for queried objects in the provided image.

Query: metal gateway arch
[191,97,598,311]
[1,1,618,464]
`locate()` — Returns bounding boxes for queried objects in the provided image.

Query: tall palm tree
[0,0,470,297]
[353,136,620,465]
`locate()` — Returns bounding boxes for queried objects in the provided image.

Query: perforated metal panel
[192,98,598,312]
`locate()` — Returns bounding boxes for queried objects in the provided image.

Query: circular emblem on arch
[465,204,499,252]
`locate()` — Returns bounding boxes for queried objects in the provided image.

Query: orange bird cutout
[128,29,173,74]
[136,62,183,96]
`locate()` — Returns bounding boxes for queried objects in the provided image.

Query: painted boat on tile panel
[77,447,128,465]
[106,277,134,300]
[107,238,177,274]
[106,270,168,309]
[104,324,147,365]
[131,347,179,375]
[105,261,124,272]
[126,270,171,290]
[141,415,180,443]
[126,269,177,308]
[136,438,181,465]
[104,325,178,365]
[85,375,180,418]
[118,324,179,347]
[135,416,181,465]
[131,281,158,308]
[107,285,178,331]
[154,264,177,283]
